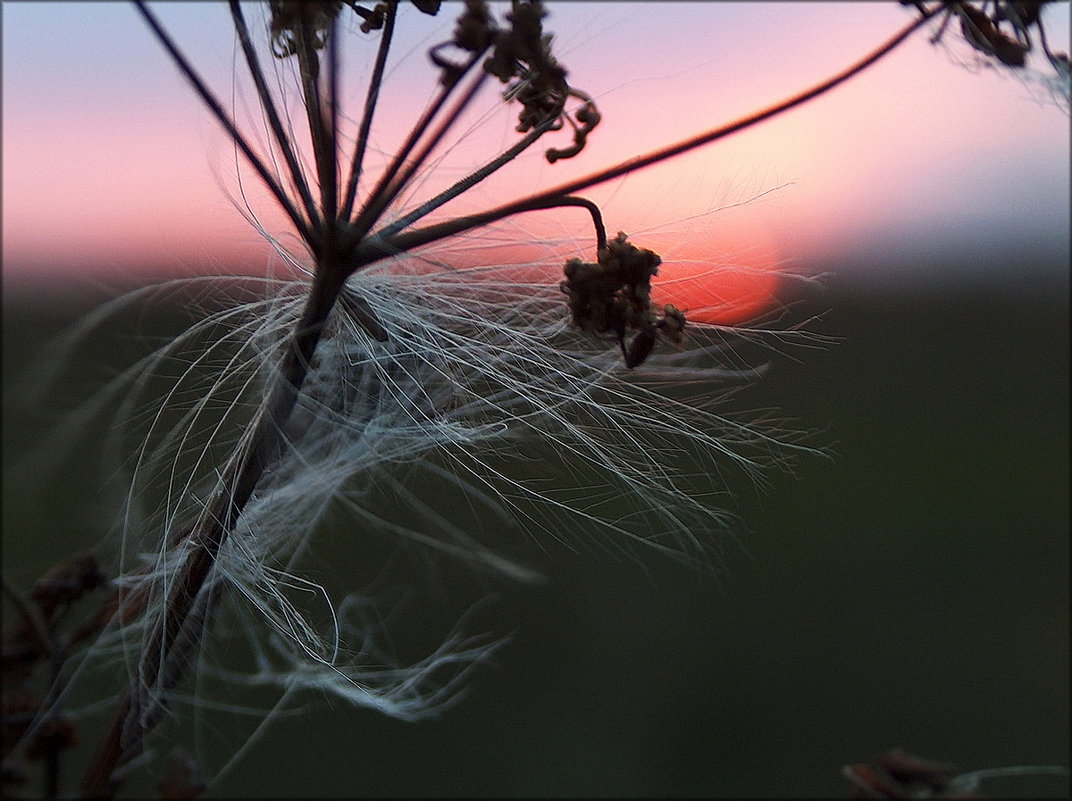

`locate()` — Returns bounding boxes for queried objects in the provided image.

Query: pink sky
[3,2,1069,307]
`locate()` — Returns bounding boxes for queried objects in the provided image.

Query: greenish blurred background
[3,261,1068,798]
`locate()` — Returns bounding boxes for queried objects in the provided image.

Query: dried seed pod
[561,232,684,367]
[657,304,687,345]
[623,326,658,369]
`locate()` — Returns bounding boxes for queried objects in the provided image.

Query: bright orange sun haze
[652,256,780,327]
[646,222,782,326]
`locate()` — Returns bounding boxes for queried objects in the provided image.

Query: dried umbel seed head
[451,0,498,54]
[354,2,389,34]
[355,1,441,34]
[430,0,600,163]
[561,232,660,335]
[486,0,567,132]
[268,0,343,57]
[909,0,1071,78]
[561,233,688,368]
[431,1,498,85]
[957,2,1029,66]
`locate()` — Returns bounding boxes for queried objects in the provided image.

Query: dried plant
[843,748,1069,798]
[2,2,1067,798]
[906,0,1071,108]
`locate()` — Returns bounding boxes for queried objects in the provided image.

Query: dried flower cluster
[905,0,1070,99]
[561,232,687,368]
[431,0,600,160]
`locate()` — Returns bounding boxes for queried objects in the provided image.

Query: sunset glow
[3,3,1068,295]
[652,247,781,327]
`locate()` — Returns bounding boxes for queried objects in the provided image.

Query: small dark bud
[624,327,658,368]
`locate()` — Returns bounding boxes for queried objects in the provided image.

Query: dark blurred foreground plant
[1,2,1067,798]
[907,0,1070,108]
[843,748,1070,799]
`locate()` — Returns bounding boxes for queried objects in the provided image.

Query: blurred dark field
[2,264,1068,798]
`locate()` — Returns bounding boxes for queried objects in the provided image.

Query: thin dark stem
[228,0,320,229]
[353,194,607,274]
[327,14,340,222]
[355,68,491,247]
[2,576,66,801]
[295,20,337,226]
[340,0,398,221]
[352,8,939,267]
[375,118,557,241]
[348,49,485,237]
[79,696,126,799]
[80,267,347,799]
[134,2,317,243]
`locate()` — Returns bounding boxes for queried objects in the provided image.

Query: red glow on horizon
[653,259,779,327]
[647,223,781,326]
